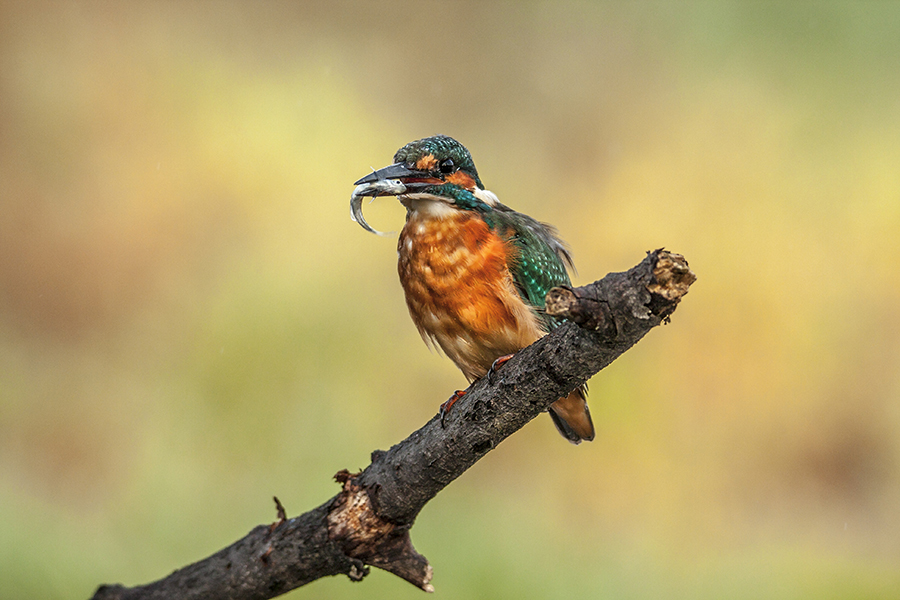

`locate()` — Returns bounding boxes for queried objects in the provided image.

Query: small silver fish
[350,178,407,236]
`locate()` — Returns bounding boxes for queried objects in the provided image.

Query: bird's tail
[548,387,595,444]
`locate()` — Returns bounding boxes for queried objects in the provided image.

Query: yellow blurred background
[2,2,899,598]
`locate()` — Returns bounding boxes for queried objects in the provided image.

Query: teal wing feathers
[487,204,574,332]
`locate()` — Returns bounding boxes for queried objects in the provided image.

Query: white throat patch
[400,193,457,218]
[401,186,499,218]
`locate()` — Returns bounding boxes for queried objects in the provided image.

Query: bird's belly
[398,211,543,381]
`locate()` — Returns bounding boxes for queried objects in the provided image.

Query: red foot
[440,390,467,428]
[487,353,515,384]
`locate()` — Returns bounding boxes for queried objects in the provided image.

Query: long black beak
[354,163,426,186]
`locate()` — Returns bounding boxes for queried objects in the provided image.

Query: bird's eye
[439,158,455,174]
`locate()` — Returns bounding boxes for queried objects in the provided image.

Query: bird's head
[352,135,498,234]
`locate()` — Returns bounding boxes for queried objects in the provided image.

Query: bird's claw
[486,353,515,384]
[439,390,467,428]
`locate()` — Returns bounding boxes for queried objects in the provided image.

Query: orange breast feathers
[397,210,544,381]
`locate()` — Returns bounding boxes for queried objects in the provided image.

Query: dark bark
[90,249,695,600]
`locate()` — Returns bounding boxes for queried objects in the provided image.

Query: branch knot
[327,470,434,592]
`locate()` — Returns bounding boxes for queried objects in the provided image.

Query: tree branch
[90,249,696,600]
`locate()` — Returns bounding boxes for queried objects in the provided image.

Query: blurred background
[1,2,899,598]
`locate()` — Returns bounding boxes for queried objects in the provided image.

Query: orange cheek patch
[446,171,476,189]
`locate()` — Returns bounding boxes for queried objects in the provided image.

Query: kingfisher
[351,135,594,443]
